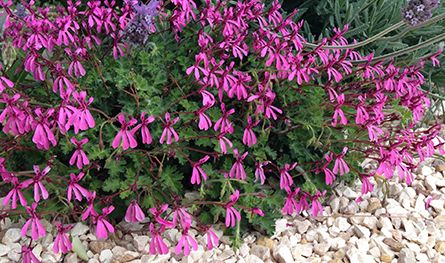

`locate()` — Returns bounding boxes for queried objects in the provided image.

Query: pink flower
[279,163,297,190]
[206,228,219,250]
[172,207,193,229]
[191,155,210,185]
[32,108,57,150]
[149,204,174,228]
[140,112,155,144]
[68,91,95,133]
[21,245,41,263]
[251,207,264,217]
[197,106,212,130]
[81,191,97,221]
[225,190,241,228]
[0,75,14,93]
[425,196,433,209]
[243,116,259,147]
[229,149,248,180]
[175,228,198,256]
[53,222,73,254]
[159,113,180,145]
[68,60,86,78]
[214,103,235,133]
[282,188,300,215]
[69,137,89,169]
[333,147,349,176]
[331,94,347,127]
[67,172,89,202]
[21,203,46,240]
[149,223,169,255]
[360,174,374,195]
[22,165,50,203]
[112,113,139,150]
[3,176,28,209]
[254,161,268,185]
[311,191,325,216]
[217,130,233,154]
[125,200,146,223]
[367,124,383,141]
[94,206,115,240]
[186,53,209,80]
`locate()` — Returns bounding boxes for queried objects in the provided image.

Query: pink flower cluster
[0,0,443,261]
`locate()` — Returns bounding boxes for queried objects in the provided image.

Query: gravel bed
[1,158,445,263]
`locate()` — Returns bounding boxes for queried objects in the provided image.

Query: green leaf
[72,236,89,261]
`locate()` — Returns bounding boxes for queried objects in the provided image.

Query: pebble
[2,228,20,244]
[273,245,294,263]
[99,249,113,263]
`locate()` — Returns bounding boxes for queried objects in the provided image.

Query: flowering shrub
[0,0,443,260]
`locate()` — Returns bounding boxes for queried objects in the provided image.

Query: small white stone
[99,249,113,263]
[2,228,21,244]
[430,199,445,212]
[330,237,346,250]
[422,166,434,176]
[275,219,288,235]
[0,243,10,257]
[343,187,358,199]
[273,246,294,263]
[314,242,330,255]
[239,243,249,257]
[65,253,78,263]
[354,225,370,238]
[362,216,378,229]
[133,236,150,252]
[295,244,313,257]
[425,176,438,191]
[346,247,375,263]
[334,217,351,232]
[297,220,312,234]
[71,223,90,236]
[245,254,263,263]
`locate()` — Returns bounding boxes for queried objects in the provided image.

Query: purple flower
[279,163,297,190]
[191,155,210,185]
[21,203,46,240]
[67,172,89,202]
[225,190,241,228]
[229,149,248,180]
[32,108,57,150]
[333,147,349,176]
[112,113,139,150]
[21,245,41,263]
[175,228,198,256]
[149,223,169,255]
[149,204,174,228]
[282,187,300,215]
[254,161,269,185]
[94,206,115,240]
[22,165,50,203]
[206,228,219,250]
[243,116,259,147]
[159,113,180,145]
[172,207,192,229]
[67,91,95,134]
[140,112,155,144]
[125,200,146,223]
[53,222,73,254]
[3,176,27,209]
[69,137,89,169]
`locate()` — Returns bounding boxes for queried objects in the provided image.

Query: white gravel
[2,158,445,263]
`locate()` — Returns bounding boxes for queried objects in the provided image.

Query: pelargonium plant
[0,0,443,260]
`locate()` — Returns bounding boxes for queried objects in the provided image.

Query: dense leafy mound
[0,0,443,259]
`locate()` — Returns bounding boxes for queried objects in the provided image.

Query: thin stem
[351,32,445,64]
[303,22,404,50]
